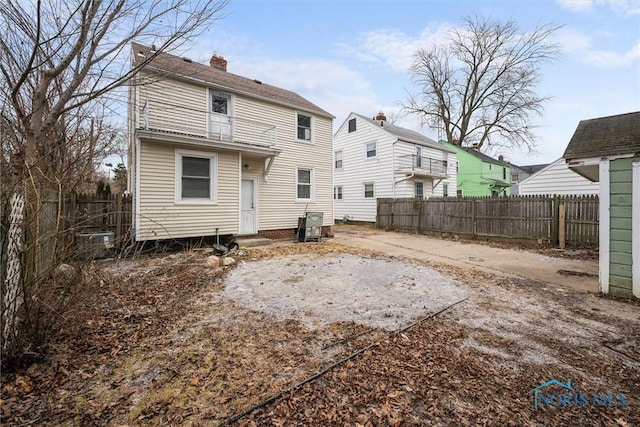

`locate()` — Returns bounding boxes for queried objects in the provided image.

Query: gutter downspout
[392,139,397,198]
[395,173,415,185]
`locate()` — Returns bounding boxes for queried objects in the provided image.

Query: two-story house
[128,43,334,241]
[440,141,510,197]
[333,112,457,223]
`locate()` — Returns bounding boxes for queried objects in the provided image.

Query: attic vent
[182,57,192,63]
[137,50,145,57]
[253,79,262,84]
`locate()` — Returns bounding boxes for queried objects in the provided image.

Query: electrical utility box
[297,212,323,242]
[75,231,115,259]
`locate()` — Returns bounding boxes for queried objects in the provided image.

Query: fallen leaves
[0,242,638,426]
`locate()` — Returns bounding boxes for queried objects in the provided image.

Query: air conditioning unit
[75,231,115,260]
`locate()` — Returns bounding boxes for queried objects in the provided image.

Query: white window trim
[207,89,234,136]
[296,111,314,143]
[365,142,377,159]
[175,149,218,205]
[334,150,343,170]
[334,185,343,200]
[364,182,375,198]
[296,166,314,202]
[415,180,424,198]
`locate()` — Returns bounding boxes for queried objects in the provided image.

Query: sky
[179,0,639,166]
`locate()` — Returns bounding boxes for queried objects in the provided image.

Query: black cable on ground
[602,340,640,364]
[217,296,469,427]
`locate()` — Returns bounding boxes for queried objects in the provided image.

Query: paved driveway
[331,225,599,293]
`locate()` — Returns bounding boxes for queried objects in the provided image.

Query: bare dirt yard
[1,229,638,426]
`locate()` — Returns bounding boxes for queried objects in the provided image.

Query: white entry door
[240,178,257,234]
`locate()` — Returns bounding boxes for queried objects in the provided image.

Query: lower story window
[297,168,312,200]
[334,186,343,200]
[415,181,424,198]
[456,189,463,197]
[364,183,375,198]
[443,183,449,197]
[175,150,217,204]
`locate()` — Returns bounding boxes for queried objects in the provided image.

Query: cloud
[556,0,640,15]
[556,0,593,13]
[337,23,453,73]
[556,28,640,68]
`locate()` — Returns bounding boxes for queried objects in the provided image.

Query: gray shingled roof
[353,113,455,153]
[516,163,548,174]
[131,42,333,118]
[454,145,510,166]
[563,111,640,160]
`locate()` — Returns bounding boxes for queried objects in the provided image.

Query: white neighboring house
[518,158,599,195]
[333,112,457,223]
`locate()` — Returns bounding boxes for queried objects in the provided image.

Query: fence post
[116,194,123,246]
[472,198,477,238]
[559,201,566,249]
[551,195,559,246]
[418,199,423,234]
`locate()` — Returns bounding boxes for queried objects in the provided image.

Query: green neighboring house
[440,141,511,197]
[563,111,640,298]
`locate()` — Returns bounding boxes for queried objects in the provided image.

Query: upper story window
[334,150,343,169]
[489,163,493,171]
[503,167,507,180]
[511,174,519,183]
[416,146,422,168]
[348,118,356,133]
[456,161,459,173]
[211,94,228,114]
[443,183,449,197]
[175,149,217,204]
[366,142,377,158]
[297,113,312,141]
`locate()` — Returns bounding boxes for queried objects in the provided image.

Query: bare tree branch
[404,15,561,154]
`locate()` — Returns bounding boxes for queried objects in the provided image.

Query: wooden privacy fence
[60,193,133,246]
[377,195,599,247]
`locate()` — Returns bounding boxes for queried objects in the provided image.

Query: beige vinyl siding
[519,158,599,195]
[234,95,333,230]
[136,140,239,240]
[137,72,208,136]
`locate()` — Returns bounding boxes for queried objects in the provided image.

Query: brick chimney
[210,54,227,71]
[375,111,387,122]
[498,154,504,162]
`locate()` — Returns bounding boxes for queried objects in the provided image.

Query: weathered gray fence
[377,195,599,246]
[58,193,133,247]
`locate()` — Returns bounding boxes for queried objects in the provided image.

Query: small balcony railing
[139,100,277,149]
[396,154,448,177]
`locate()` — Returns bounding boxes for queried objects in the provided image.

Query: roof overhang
[565,153,636,182]
[565,157,600,182]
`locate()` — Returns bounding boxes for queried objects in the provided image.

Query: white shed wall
[519,158,599,195]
